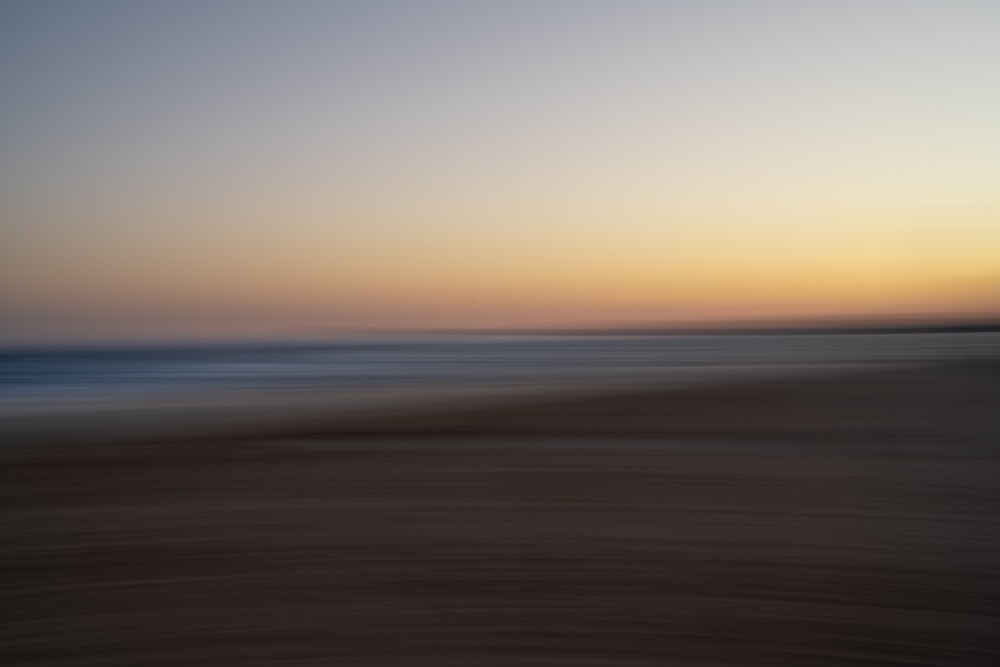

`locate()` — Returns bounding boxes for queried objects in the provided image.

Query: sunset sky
[2,0,999,342]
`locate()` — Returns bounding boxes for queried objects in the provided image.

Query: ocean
[2,331,996,415]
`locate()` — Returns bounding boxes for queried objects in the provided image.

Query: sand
[4,360,1000,666]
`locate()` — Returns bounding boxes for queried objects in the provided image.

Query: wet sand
[4,360,1000,665]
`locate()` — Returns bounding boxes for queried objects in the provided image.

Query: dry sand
[4,360,1000,665]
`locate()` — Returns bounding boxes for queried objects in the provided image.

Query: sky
[2,0,998,342]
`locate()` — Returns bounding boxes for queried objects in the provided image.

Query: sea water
[2,332,996,415]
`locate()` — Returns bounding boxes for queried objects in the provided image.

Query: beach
[4,359,1000,666]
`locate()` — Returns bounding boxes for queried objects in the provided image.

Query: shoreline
[1,361,899,450]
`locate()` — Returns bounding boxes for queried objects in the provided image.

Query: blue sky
[2,1,999,341]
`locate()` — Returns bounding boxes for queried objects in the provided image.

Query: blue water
[1,332,995,411]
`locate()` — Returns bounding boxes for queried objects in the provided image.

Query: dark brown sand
[4,361,1000,666]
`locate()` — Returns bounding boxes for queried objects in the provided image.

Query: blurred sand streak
[4,360,1000,665]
